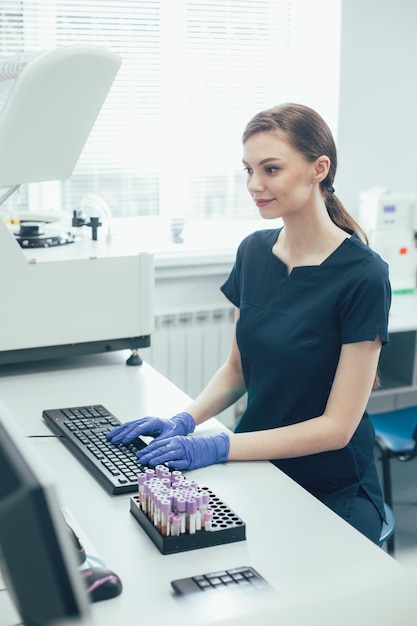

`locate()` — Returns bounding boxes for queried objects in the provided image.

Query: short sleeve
[220,236,248,307]
[340,262,391,346]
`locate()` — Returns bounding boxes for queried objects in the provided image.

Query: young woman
[108,103,391,543]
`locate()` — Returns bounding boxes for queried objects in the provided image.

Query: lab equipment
[0,401,91,625]
[42,404,149,495]
[171,566,273,595]
[358,188,417,293]
[0,217,155,365]
[0,45,155,365]
[0,45,121,189]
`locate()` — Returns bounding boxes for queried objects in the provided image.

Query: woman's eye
[243,167,252,175]
[266,166,279,174]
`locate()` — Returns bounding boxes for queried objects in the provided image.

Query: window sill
[109,215,282,279]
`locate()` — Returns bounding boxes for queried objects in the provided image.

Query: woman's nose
[247,172,264,193]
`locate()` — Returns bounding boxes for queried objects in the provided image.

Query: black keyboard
[42,404,147,495]
[171,566,273,595]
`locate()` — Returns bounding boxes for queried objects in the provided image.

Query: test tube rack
[130,486,246,555]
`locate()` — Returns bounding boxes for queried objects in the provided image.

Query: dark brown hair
[242,103,368,243]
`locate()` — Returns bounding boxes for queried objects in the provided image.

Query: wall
[146,1,417,416]
[337,0,417,216]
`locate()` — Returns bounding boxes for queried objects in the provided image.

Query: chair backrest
[379,502,396,546]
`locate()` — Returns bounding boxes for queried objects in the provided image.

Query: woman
[108,103,391,543]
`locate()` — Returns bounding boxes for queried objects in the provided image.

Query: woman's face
[242,131,318,220]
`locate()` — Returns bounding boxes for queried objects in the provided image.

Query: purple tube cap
[160,499,171,514]
[186,498,197,514]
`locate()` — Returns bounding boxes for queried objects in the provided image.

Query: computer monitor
[0,401,91,625]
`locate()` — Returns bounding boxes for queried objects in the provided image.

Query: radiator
[141,307,238,428]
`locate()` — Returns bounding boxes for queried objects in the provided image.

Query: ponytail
[324,189,368,244]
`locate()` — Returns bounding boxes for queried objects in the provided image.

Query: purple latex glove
[106,412,195,445]
[135,432,230,470]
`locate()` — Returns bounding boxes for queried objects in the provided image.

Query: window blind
[0,0,340,222]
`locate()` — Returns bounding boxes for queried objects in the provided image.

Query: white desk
[0,352,413,625]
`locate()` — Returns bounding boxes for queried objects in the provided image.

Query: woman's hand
[106,412,195,444]
[136,432,230,470]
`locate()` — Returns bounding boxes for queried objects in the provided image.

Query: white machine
[0,45,155,365]
[358,188,417,293]
[0,218,154,365]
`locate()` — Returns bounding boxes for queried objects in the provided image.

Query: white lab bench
[0,352,409,626]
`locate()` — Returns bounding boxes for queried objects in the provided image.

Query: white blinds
[0,0,340,221]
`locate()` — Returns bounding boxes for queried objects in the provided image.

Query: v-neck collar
[271,227,353,277]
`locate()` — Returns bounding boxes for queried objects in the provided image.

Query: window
[0,0,340,228]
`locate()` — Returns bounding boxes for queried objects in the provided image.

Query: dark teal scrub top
[221,228,391,521]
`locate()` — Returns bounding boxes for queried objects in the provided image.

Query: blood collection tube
[160,470,171,482]
[137,473,146,508]
[160,477,171,489]
[171,514,181,537]
[204,508,213,531]
[155,465,166,479]
[153,492,161,528]
[194,491,203,531]
[201,491,210,518]
[160,499,171,536]
[142,480,151,513]
[176,496,187,533]
[186,498,197,534]
[148,484,156,519]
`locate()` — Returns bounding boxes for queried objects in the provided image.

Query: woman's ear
[312,155,330,184]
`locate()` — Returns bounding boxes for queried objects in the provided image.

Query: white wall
[337,0,417,217]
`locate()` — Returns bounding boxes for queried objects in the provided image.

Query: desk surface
[0,352,413,625]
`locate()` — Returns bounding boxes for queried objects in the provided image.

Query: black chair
[370,406,417,554]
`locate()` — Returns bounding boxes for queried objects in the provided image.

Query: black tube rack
[130,485,246,555]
